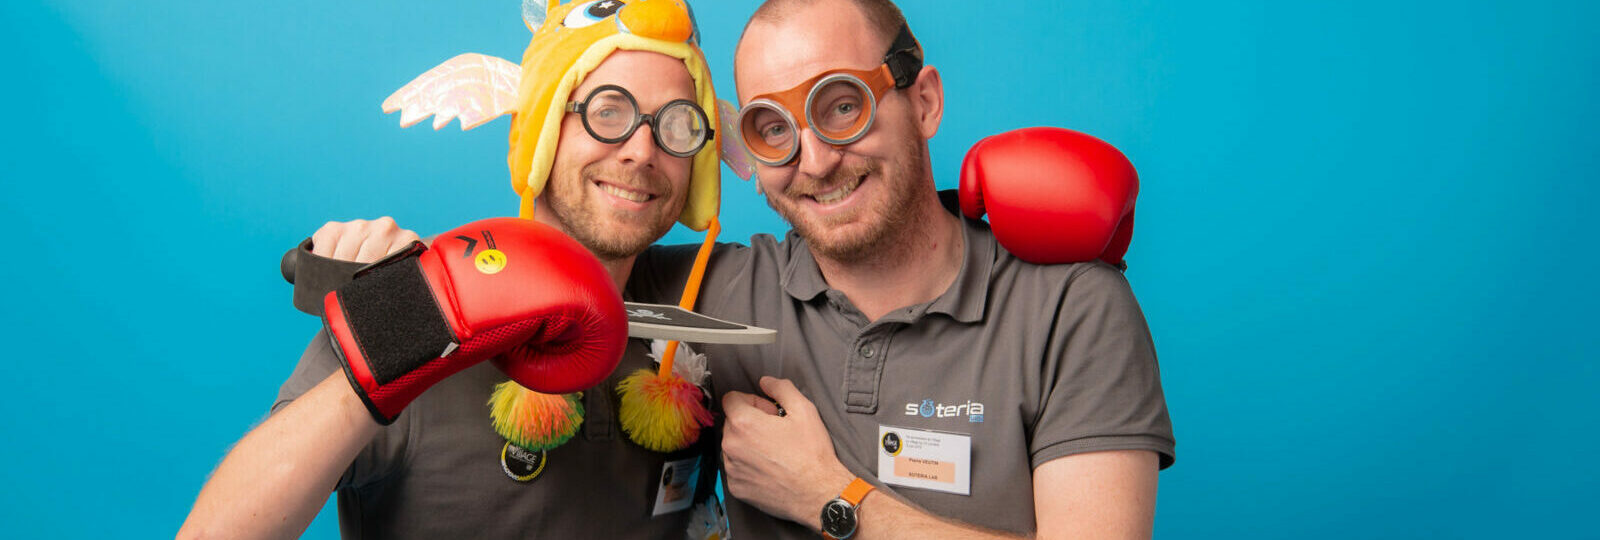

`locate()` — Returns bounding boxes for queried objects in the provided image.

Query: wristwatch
[821,477,875,540]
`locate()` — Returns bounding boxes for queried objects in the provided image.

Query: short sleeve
[1030,264,1175,469]
[272,331,341,412]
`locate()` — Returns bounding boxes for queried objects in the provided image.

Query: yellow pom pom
[617,368,713,452]
[488,382,584,451]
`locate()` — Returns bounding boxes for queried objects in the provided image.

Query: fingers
[310,222,343,259]
[353,218,396,263]
[721,391,767,418]
[758,376,813,417]
[720,390,752,418]
[752,395,782,416]
[333,226,368,262]
[721,390,782,420]
[309,217,421,263]
[388,228,423,255]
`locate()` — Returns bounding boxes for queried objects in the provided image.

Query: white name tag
[652,456,700,516]
[876,425,971,495]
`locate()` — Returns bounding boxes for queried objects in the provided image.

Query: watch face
[821,499,858,539]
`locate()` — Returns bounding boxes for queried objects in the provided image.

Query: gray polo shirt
[274,331,718,539]
[633,213,1174,537]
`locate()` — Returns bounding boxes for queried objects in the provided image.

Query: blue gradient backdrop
[3,1,1595,537]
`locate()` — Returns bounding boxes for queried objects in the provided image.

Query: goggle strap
[884,24,923,89]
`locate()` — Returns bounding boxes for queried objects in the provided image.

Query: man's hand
[720,376,855,529]
[310,216,421,263]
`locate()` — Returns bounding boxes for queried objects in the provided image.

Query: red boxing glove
[959,127,1138,267]
[322,217,627,424]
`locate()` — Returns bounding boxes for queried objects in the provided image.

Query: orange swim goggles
[736,25,923,167]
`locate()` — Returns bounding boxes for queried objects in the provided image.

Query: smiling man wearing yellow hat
[180,2,733,538]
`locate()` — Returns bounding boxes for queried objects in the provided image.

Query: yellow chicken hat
[382,0,729,231]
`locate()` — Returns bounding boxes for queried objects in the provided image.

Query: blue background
[3,0,1595,537]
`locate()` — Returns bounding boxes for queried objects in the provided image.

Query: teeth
[600,183,649,203]
[812,176,861,204]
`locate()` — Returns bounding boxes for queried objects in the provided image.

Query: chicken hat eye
[564,0,624,28]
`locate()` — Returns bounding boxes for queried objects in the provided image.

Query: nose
[794,128,842,180]
[616,122,660,166]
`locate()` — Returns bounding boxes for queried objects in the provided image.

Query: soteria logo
[905,398,984,423]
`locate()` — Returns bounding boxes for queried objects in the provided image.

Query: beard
[544,161,680,261]
[766,136,931,263]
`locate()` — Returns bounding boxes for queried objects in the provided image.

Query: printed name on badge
[876,425,971,495]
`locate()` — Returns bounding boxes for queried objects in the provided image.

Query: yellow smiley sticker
[475,249,507,274]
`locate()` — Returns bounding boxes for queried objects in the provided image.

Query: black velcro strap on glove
[284,238,367,317]
[334,255,456,384]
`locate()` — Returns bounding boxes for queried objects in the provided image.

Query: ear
[907,65,944,140]
[523,0,551,33]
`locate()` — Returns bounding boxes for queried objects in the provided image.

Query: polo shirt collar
[925,217,992,323]
[780,230,829,302]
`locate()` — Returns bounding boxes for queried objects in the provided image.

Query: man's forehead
[735,9,882,99]
[574,50,696,105]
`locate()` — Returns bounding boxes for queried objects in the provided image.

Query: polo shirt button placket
[842,337,885,413]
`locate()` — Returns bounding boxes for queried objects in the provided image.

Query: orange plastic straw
[657,217,721,377]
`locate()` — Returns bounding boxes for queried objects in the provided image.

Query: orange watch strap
[823,478,877,540]
[841,477,875,506]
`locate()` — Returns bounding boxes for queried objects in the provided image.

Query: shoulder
[981,224,1135,301]
[978,237,1147,341]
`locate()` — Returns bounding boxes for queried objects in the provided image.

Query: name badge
[652,456,701,516]
[876,425,971,495]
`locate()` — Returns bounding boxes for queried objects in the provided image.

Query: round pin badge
[882,431,903,456]
[501,441,547,482]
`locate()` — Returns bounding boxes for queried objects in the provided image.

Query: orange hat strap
[657,216,721,377]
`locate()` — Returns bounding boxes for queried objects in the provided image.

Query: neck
[598,255,635,293]
[812,195,965,322]
[530,201,634,292]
